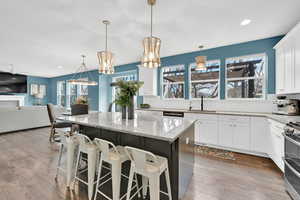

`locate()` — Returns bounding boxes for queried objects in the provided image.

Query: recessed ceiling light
[240,19,251,26]
[57,65,63,69]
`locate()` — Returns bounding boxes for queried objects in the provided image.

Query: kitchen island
[59,112,195,200]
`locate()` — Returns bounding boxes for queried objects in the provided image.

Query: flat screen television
[0,72,27,94]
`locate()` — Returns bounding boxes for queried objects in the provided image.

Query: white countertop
[58,112,195,142]
[137,108,300,124]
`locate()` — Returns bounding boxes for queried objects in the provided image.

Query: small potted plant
[71,96,89,115]
[114,80,143,119]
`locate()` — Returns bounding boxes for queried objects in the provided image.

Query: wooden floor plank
[0,128,291,200]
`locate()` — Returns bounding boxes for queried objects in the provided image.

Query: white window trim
[225,53,268,100]
[189,60,221,100]
[161,64,185,100]
[57,81,66,106]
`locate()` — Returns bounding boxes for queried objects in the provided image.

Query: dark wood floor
[0,128,291,200]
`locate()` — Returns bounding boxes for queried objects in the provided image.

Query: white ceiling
[0,0,299,78]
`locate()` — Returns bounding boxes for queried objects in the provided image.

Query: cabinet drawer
[219,115,250,124]
[197,114,218,122]
[185,113,218,122]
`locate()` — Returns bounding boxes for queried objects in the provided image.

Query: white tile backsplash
[143,96,277,113]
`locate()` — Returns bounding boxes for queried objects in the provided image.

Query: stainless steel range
[283,122,300,200]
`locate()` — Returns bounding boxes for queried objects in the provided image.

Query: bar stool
[125,147,172,200]
[54,129,78,188]
[93,138,142,200]
[72,134,99,200]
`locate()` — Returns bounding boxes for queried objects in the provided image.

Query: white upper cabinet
[276,48,285,94]
[274,22,300,94]
[138,66,158,96]
[294,27,300,92]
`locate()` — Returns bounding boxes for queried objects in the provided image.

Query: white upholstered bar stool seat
[94,139,142,200]
[73,134,99,200]
[125,147,172,200]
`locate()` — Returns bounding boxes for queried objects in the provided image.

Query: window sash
[189,60,220,99]
[225,53,266,100]
[161,65,185,99]
[162,83,185,99]
[226,77,265,100]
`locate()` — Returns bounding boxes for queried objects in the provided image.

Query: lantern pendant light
[141,0,161,68]
[195,56,207,71]
[68,55,98,86]
[98,20,114,74]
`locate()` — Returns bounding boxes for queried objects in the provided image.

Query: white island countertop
[58,112,195,142]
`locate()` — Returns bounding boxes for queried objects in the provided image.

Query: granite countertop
[137,108,300,124]
[58,112,195,142]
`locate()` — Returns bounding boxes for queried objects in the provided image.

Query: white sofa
[0,106,65,134]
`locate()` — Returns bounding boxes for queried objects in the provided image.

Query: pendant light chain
[105,23,108,52]
[150,4,153,37]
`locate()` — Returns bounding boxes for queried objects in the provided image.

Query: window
[190,60,220,99]
[226,53,266,99]
[78,83,88,101]
[161,65,185,99]
[57,81,66,106]
[66,78,89,108]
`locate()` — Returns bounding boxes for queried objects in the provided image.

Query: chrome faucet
[201,96,204,111]
[189,101,192,111]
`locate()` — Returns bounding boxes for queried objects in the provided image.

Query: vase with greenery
[71,95,89,115]
[114,80,143,119]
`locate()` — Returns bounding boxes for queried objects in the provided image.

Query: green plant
[75,96,88,105]
[114,80,143,107]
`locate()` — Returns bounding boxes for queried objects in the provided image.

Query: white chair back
[94,138,119,160]
[125,146,157,170]
[75,133,93,146]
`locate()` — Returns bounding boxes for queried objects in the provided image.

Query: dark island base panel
[79,125,195,200]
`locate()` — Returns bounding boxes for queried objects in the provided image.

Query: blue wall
[26,76,51,105]
[157,36,283,99]
[24,35,283,108]
[48,70,99,110]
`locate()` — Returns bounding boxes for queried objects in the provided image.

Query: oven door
[283,132,300,200]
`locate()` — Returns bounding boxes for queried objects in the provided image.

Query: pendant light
[141,0,161,68]
[195,56,207,71]
[68,55,98,86]
[98,20,114,74]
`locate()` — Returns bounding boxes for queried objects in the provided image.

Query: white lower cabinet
[233,122,251,151]
[268,119,285,172]
[140,110,285,171]
[218,117,251,151]
[218,121,234,147]
[197,119,219,145]
[185,113,219,145]
[250,117,269,154]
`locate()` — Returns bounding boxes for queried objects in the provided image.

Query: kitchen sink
[188,109,217,113]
